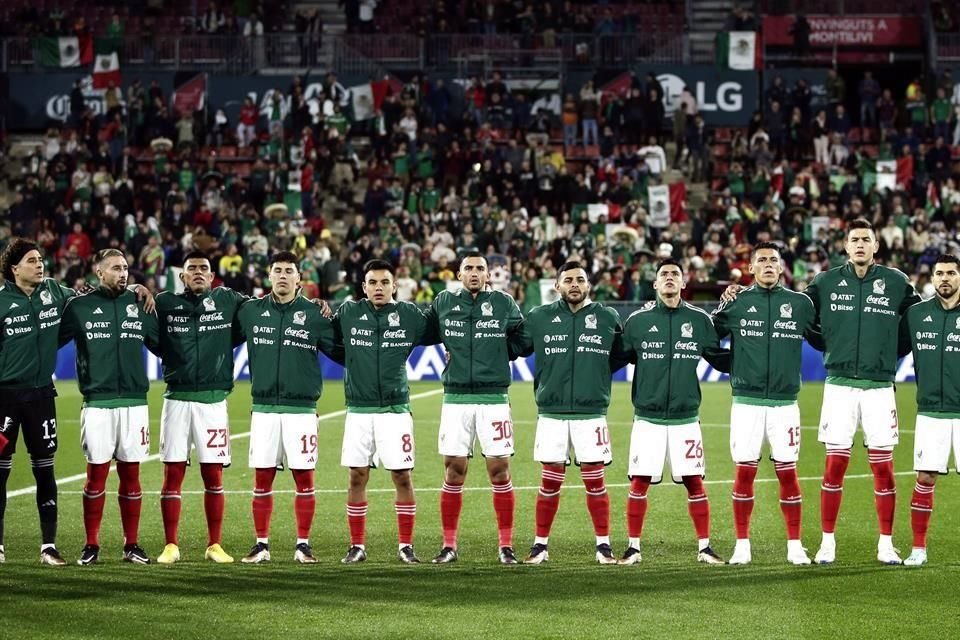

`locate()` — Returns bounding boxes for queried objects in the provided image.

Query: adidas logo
[217,450,226,457]
[838,279,848,287]
[747,306,757,313]
[359,313,368,320]
[8,303,18,309]
[175,305,184,310]
[93,307,103,315]
[403,455,413,462]
[552,316,561,323]
[47,441,55,449]
[648,325,659,333]
[261,310,270,317]
[40,500,56,507]
[923,315,933,323]
[452,305,461,311]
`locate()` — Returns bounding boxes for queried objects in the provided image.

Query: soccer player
[804,219,920,564]
[424,252,524,564]
[59,249,160,565]
[0,239,75,565]
[902,254,960,566]
[233,251,339,564]
[153,251,249,564]
[334,259,430,564]
[512,261,626,565]
[712,243,816,565]
[618,259,727,565]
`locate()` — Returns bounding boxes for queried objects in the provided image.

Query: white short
[913,415,960,474]
[80,405,151,464]
[817,383,899,449]
[160,399,232,465]
[438,402,514,458]
[730,401,801,463]
[533,416,613,465]
[628,419,705,483]
[248,412,318,470]
[341,412,415,471]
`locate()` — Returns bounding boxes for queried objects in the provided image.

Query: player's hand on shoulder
[130,284,156,313]
[720,284,743,303]
[311,298,333,318]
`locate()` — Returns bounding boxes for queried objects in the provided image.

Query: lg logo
[657,74,744,114]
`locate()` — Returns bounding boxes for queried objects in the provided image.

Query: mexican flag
[37,35,94,68]
[349,77,403,121]
[647,183,687,228]
[717,31,758,70]
[92,52,121,90]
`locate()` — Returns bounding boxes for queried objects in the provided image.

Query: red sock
[160,461,187,545]
[581,464,610,537]
[910,479,935,548]
[116,462,142,546]
[395,501,416,546]
[821,448,850,533]
[683,475,710,540]
[775,461,802,540]
[252,467,277,539]
[626,476,650,539]
[292,469,316,540]
[82,462,110,546]
[346,502,368,546]
[732,462,758,539]
[492,480,515,547]
[200,463,225,546]
[440,480,464,548]
[535,465,565,539]
[868,448,896,535]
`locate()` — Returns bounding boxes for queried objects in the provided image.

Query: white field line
[8,389,444,499]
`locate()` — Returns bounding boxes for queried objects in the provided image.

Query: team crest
[39,290,52,306]
[481,301,494,317]
[585,314,597,329]
[956,316,960,330]
[780,303,792,319]
[293,310,306,326]
[872,279,886,295]
[681,322,693,338]
[203,298,216,311]
[388,311,400,327]
[126,304,139,318]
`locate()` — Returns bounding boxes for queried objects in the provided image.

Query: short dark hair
[846,218,875,237]
[269,250,300,270]
[182,250,210,266]
[95,248,125,265]
[457,252,487,273]
[363,259,395,277]
[556,261,585,279]
[933,254,960,268]
[656,258,683,275]
[750,241,782,261]
[1,238,40,282]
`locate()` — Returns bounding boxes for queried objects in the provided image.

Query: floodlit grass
[1,381,957,639]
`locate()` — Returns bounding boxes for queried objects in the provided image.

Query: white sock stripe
[119,493,142,500]
[687,496,708,503]
[31,460,55,468]
[627,492,647,500]
[441,483,464,493]
[820,484,843,492]
[585,489,607,496]
[204,488,225,495]
[826,450,852,457]
[541,471,566,482]
[779,498,803,504]
[346,507,368,515]
[538,489,561,498]
[731,495,755,502]
[773,462,796,469]
[82,490,105,499]
[492,484,513,493]
[737,462,760,469]
[295,490,315,497]
[874,489,897,496]
[0,462,14,470]
[910,506,934,513]
[581,469,605,477]
[914,484,935,494]
[394,508,417,515]
[253,490,273,497]
[160,493,182,500]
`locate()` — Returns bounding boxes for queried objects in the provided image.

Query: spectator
[201,2,227,34]
[236,97,258,147]
[858,71,880,129]
[580,80,600,148]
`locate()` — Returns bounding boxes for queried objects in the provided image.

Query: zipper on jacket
[375,308,383,405]
[113,297,121,395]
[469,296,475,392]
[193,296,201,391]
[940,309,946,412]
[31,289,42,388]
[765,289,771,398]
[855,276,863,374]
[275,303,284,405]
[568,307,576,412]
[665,308,673,419]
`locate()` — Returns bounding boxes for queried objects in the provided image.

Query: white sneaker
[786,542,811,565]
[728,540,752,565]
[903,548,927,566]
[814,540,836,565]
[877,545,902,565]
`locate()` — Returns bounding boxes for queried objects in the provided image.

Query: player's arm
[128,284,156,313]
[419,301,441,346]
[702,316,731,373]
[896,311,913,359]
[330,308,346,359]
[508,318,534,359]
[711,298,734,340]
[504,295,525,360]
[231,301,250,347]
[57,299,78,348]
[608,315,631,373]
[316,314,345,365]
[618,314,638,365]
[802,273,823,319]
[799,295,825,352]
[143,307,161,356]
[898,277,922,314]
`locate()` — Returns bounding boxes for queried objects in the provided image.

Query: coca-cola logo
[284,327,310,340]
[121,320,143,330]
[865,295,889,306]
[674,340,698,351]
[475,319,501,329]
[578,333,603,344]
[773,320,797,330]
[383,329,407,339]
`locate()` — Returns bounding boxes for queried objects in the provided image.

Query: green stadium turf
[0,381,957,639]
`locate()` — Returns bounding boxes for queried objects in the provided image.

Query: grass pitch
[1,381,958,639]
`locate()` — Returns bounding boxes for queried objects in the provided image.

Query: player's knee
[391,469,412,490]
[443,457,468,483]
[348,468,369,489]
[487,461,510,485]
[917,471,938,486]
